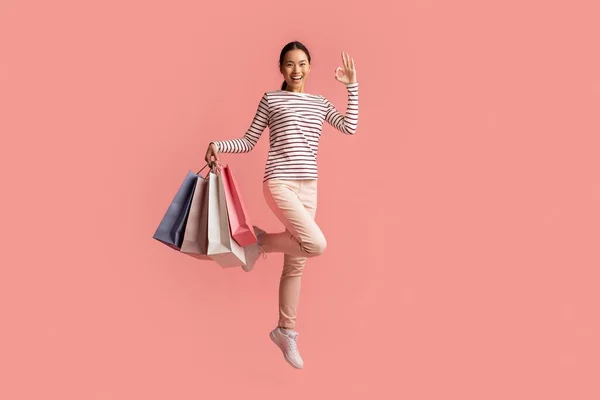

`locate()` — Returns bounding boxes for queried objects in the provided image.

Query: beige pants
[261,179,327,330]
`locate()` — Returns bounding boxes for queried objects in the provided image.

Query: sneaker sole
[269,331,303,369]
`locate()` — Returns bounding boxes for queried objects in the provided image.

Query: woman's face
[280,49,311,91]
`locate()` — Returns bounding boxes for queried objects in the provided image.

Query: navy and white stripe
[212,82,359,181]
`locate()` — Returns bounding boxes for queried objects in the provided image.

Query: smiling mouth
[291,76,303,81]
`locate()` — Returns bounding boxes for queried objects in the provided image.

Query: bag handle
[208,161,225,174]
[196,164,208,174]
[196,163,213,179]
[198,162,223,177]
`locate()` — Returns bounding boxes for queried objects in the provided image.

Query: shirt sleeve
[211,93,269,153]
[323,82,359,135]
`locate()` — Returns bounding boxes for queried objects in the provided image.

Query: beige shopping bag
[180,167,211,260]
[206,169,247,268]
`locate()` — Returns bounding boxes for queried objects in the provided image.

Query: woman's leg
[261,179,326,258]
[278,254,308,330]
[261,179,321,330]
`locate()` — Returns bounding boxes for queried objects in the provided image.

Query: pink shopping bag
[220,164,258,246]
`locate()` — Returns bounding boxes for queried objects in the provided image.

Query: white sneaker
[242,226,266,272]
[269,327,304,369]
[253,226,266,243]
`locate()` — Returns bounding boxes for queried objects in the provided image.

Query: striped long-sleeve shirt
[211,82,359,181]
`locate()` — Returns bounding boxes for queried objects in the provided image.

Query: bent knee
[303,235,327,257]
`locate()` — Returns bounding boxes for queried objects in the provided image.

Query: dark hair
[279,41,311,90]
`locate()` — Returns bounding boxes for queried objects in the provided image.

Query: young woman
[205,41,358,369]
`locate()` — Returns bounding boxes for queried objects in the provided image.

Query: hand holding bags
[154,163,255,269]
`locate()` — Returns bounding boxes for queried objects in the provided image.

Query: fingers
[211,160,222,173]
[205,145,220,167]
[337,51,356,83]
[335,66,343,81]
[341,51,356,72]
[342,51,349,70]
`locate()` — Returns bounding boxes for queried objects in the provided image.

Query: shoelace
[256,243,267,260]
[286,332,299,352]
[243,244,266,268]
[256,232,268,260]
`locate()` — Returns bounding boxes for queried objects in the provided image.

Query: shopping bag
[153,170,198,250]
[206,168,247,268]
[221,164,258,246]
[180,168,211,259]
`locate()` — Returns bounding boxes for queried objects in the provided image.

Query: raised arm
[324,82,359,135]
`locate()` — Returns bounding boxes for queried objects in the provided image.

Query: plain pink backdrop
[1,0,599,399]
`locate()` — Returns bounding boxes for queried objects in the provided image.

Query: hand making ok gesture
[335,51,357,85]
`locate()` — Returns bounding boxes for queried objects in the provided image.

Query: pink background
[2,0,599,399]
